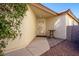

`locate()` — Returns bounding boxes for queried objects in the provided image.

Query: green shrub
[0,3,28,55]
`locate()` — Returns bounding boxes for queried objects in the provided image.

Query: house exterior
[4,3,79,54]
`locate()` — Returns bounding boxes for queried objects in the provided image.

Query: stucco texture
[5,5,36,53]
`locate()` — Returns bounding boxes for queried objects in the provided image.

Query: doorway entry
[36,19,46,37]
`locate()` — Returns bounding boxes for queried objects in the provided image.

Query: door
[36,19,46,36]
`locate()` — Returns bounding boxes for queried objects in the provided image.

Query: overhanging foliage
[0,3,28,55]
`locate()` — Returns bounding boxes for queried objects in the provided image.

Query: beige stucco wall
[66,14,78,26]
[46,17,55,30]
[54,13,78,39]
[74,20,78,25]
[46,14,67,39]
[5,5,36,53]
[46,17,55,35]
[54,14,67,39]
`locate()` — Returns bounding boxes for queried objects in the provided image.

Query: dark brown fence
[67,26,79,41]
[67,26,79,50]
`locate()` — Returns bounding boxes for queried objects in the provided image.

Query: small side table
[48,30,55,38]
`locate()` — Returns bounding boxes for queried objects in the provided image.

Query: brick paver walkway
[47,38,64,47]
[42,40,79,56]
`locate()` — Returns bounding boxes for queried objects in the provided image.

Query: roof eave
[30,3,79,23]
[57,9,79,23]
[31,3,57,16]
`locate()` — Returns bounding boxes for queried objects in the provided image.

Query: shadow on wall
[67,25,79,50]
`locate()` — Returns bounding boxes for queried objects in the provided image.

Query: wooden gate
[67,26,79,42]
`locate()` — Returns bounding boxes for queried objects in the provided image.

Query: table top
[48,30,55,31]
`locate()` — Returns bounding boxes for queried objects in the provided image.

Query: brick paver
[42,40,79,56]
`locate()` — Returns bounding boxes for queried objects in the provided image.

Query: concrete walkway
[5,37,50,56]
[5,37,64,56]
